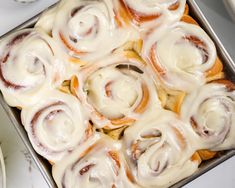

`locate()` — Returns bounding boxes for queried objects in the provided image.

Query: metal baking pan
[0,1,235,188]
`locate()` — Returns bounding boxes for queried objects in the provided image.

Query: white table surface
[0,0,235,188]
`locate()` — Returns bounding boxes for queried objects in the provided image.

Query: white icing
[180,82,235,151]
[120,0,186,30]
[85,67,141,118]
[21,90,90,162]
[0,28,67,108]
[52,133,139,188]
[52,0,138,61]
[142,22,217,92]
[76,54,161,129]
[123,110,198,188]
[35,5,58,34]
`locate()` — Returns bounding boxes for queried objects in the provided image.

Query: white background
[0,0,235,187]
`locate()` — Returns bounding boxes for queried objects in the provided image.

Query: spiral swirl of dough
[180,80,235,151]
[118,0,186,29]
[123,110,198,188]
[0,29,66,108]
[74,54,161,129]
[142,22,217,92]
[52,0,136,61]
[52,134,139,188]
[21,91,92,162]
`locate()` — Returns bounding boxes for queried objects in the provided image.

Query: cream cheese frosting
[52,0,138,61]
[0,28,67,108]
[117,0,186,30]
[21,90,92,162]
[53,133,139,188]
[75,54,161,129]
[142,22,217,92]
[180,81,235,151]
[123,110,199,188]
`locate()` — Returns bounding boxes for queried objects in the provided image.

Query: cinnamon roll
[1,0,233,186]
[35,6,58,35]
[21,90,92,162]
[116,0,186,30]
[52,0,138,61]
[52,133,139,188]
[74,53,161,129]
[0,29,66,108]
[142,21,217,92]
[123,110,199,187]
[180,80,235,151]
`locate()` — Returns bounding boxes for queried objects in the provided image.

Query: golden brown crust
[102,126,127,140]
[59,76,79,97]
[206,57,224,82]
[157,86,186,114]
[70,75,79,96]
[59,80,71,94]
[191,152,202,165]
[212,79,235,91]
[69,57,87,66]
[114,40,144,60]
[181,14,199,25]
[183,3,189,15]
[197,150,217,161]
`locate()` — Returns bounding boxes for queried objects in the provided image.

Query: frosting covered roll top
[53,134,138,188]
[35,6,58,35]
[180,80,235,151]
[123,110,198,188]
[76,54,161,129]
[53,0,137,61]
[21,91,92,162]
[117,0,186,29]
[0,29,66,108]
[142,22,217,92]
